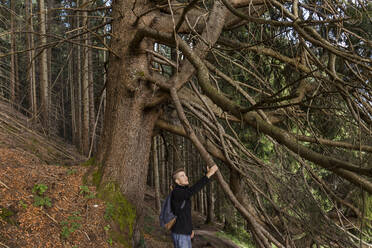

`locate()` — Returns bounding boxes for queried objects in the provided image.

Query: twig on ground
[0,241,10,248]
[0,179,10,189]
[42,210,59,224]
[79,230,91,241]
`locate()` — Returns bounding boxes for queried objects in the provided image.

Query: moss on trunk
[98,182,136,247]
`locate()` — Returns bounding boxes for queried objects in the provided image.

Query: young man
[170,165,219,248]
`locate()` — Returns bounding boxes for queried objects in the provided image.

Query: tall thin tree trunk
[88,46,95,151]
[70,0,81,150]
[61,85,66,138]
[153,136,161,213]
[160,137,166,195]
[205,180,215,223]
[47,0,53,127]
[81,0,90,155]
[215,184,222,222]
[99,18,107,143]
[39,0,49,130]
[148,153,153,186]
[199,160,204,213]
[10,0,17,105]
[26,0,37,118]
[69,47,76,144]
[76,45,82,150]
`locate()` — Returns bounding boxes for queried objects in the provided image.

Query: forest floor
[0,101,244,248]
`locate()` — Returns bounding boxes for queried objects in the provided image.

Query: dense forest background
[0,0,371,247]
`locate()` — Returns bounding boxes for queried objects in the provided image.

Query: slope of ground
[0,100,85,165]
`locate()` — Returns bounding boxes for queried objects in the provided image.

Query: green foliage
[0,207,16,225]
[81,159,103,188]
[79,185,90,194]
[365,194,372,221]
[60,211,82,239]
[79,185,95,199]
[67,168,77,175]
[135,70,145,77]
[32,183,48,195]
[81,157,96,167]
[107,237,113,245]
[32,183,52,208]
[216,227,255,248]
[104,202,115,220]
[19,200,28,209]
[92,169,103,188]
[355,191,372,241]
[104,224,111,232]
[33,195,52,208]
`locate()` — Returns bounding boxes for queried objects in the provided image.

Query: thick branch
[217,37,311,74]
[140,0,229,107]
[297,135,372,153]
[221,0,293,26]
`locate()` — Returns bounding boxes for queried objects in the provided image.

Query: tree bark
[160,136,166,195]
[39,0,49,130]
[88,44,95,152]
[96,2,162,246]
[153,136,161,213]
[81,0,90,155]
[69,47,76,144]
[26,0,37,118]
[205,180,215,224]
[10,0,17,105]
[97,91,158,246]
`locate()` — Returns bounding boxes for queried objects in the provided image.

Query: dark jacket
[170,176,209,235]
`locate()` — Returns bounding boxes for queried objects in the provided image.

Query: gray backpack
[159,192,185,230]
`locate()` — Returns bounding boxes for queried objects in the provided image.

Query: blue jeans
[171,232,192,248]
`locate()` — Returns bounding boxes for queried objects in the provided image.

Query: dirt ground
[0,147,116,248]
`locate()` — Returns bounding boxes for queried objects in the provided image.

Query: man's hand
[191,230,195,239]
[206,164,218,178]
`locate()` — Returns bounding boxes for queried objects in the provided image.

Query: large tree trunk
[96,2,160,247]
[97,90,158,246]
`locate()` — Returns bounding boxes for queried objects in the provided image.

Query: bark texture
[39,0,49,130]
